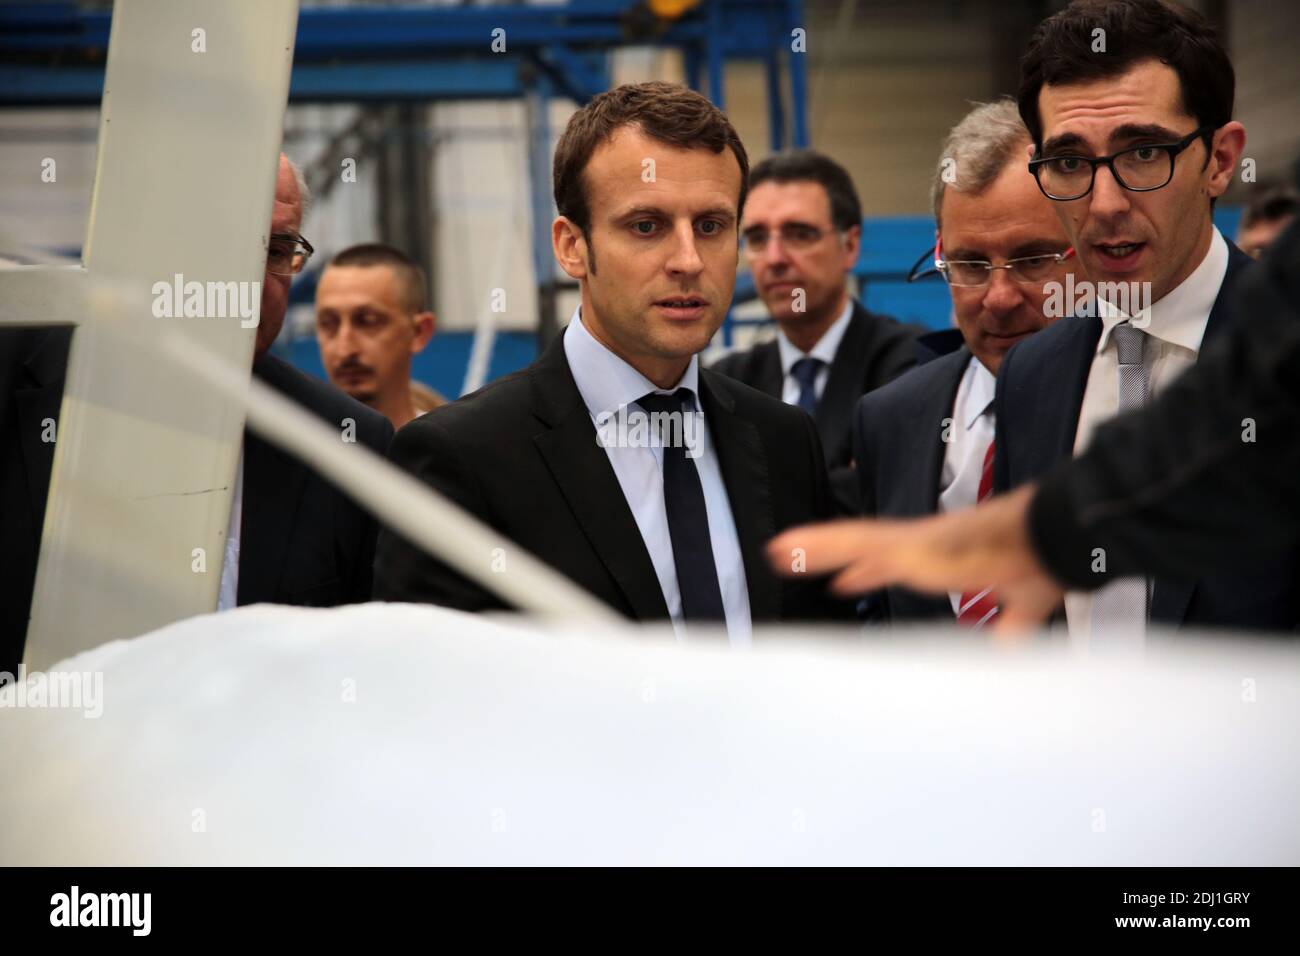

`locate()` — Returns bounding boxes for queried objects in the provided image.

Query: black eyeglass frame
[1027,125,1214,202]
[267,232,315,276]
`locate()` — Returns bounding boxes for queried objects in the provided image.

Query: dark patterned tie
[636,389,726,623]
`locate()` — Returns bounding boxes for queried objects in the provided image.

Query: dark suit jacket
[993,240,1300,631]
[238,353,394,607]
[852,328,970,624]
[374,335,849,624]
[0,330,392,669]
[710,299,920,514]
[0,326,72,671]
[1030,218,1300,589]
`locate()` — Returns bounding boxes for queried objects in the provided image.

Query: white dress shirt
[564,310,752,645]
[937,355,997,614]
[775,298,854,407]
[216,446,243,612]
[1065,227,1229,642]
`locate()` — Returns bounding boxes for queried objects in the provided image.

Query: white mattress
[2,602,1296,865]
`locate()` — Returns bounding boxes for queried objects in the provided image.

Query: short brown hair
[326,243,428,313]
[1017,0,1234,153]
[552,81,749,243]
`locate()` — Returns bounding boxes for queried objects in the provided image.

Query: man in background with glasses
[0,153,392,668]
[711,151,921,515]
[851,99,1075,626]
[230,153,393,613]
[993,0,1298,639]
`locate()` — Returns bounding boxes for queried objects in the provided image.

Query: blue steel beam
[0,1,795,58]
[785,0,810,146]
[1,60,530,106]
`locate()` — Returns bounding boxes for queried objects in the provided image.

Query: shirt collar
[563,307,701,418]
[1096,226,1228,356]
[960,354,996,431]
[776,296,854,377]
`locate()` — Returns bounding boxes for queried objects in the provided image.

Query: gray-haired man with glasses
[235,155,391,611]
[0,153,391,668]
[993,0,1299,640]
[851,98,1076,625]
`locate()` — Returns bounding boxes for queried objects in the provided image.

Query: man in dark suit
[0,153,391,669]
[375,82,846,638]
[853,99,1076,626]
[766,218,1300,633]
[993,0,1299,636]
[710,150,921,513]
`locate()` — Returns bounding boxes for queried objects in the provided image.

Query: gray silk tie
[1089,323,1150,646]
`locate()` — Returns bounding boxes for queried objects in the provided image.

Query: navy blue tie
[636,389,726,624]
[790,357,823,417]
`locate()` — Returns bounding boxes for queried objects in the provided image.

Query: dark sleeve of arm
[826,463,860,516]
[851,395,878,518]
[850,395,889,623]
[349,416,395,602]
[1028,236,1300,589]
[870,326,921,390]
[800,411,859,621]
[372,415,507,611]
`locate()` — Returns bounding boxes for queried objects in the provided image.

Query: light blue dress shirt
[563,309,752,645]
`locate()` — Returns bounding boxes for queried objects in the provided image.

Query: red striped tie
[956,441,999,628]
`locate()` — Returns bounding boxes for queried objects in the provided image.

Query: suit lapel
[1200,240,1252,348]
[913,350,971,515]
[814,305,866,463]
[1025,316,1100,476]
[698,370,780,621]
[752,340,784,399]
[1151,240,1253,626]
[530,340,669,620]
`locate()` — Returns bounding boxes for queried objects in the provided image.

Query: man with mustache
[711,150,920,514]
[993,0,1299,638]
[374,82,847,638]
[852,99,1076,626]
[315,243,438,430]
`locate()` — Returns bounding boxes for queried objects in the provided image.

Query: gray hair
[930,98,1031,227]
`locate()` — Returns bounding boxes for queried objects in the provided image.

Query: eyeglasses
[909,236,1075,288]
[741,224,829,252]
[1028,126,1213,202]
[267,233,314,276]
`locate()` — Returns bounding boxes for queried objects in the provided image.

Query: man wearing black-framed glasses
[993,0,1298,640]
